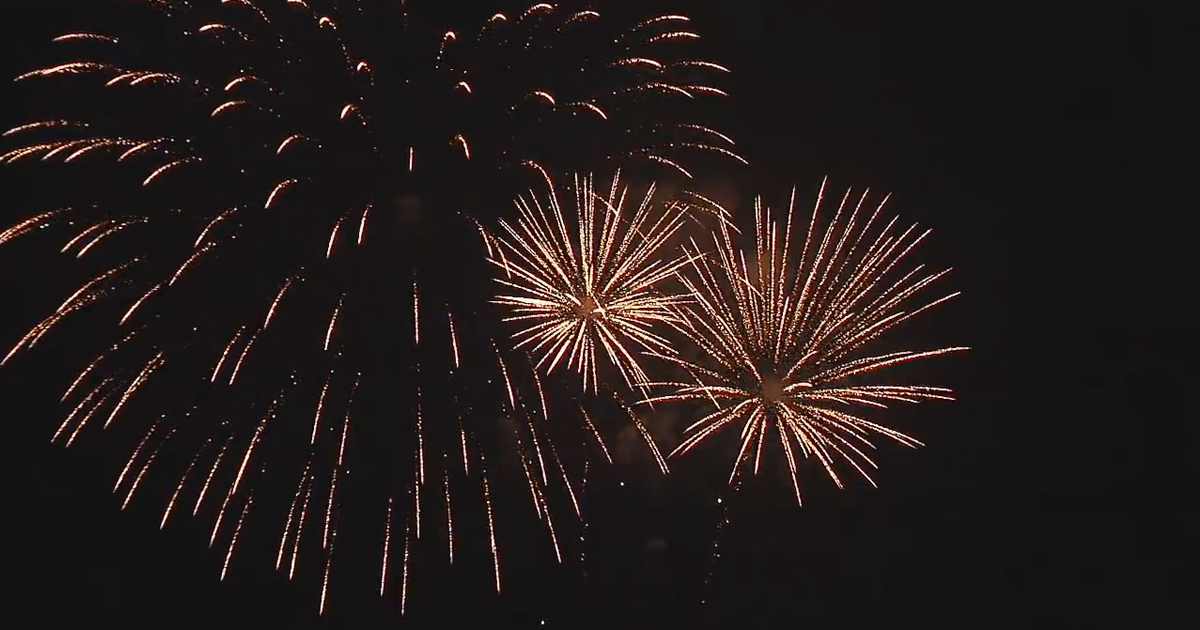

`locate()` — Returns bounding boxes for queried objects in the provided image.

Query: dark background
[3,1,1155,628]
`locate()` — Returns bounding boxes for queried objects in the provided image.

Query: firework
[643,179,966,503]
[488,172,713,393]
[2,0,738,613]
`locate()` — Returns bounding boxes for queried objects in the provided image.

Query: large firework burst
[1,0,738,613]
[487,172,719,394]
[643,179,967,504]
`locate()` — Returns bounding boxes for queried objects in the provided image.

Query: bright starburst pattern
[1,0,738,614]
[487,172,717,393]
[644,179,967,504]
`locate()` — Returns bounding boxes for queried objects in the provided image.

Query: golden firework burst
[644,179,967,503]
[487,173,709,392]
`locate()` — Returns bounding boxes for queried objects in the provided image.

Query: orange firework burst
[2,1,743,614]
[643,179,967,503]
[487,173,714,392]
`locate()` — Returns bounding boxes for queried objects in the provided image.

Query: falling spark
[66,385,117,447]
[311,372,331,444]
[1,208,66,246]
[452,134,470,160]
[211,404,273,545]
[143,157,198,187]
[319,523,337,615]
[76,219,145,258]
[572,102,608,120]
[399,521,411,615]
[380,497,392,596]
[53,33,119,44]
[263,277,294,329]
[120,282,163,325]
[323,399,352,549]
[646,31,701,44]
[61,222,111,255]
[444,469,454,563]
[412,279,420,345]
[265,179,298,209]
[324,295,344,351]
[326,215,345,259]
[529,90,556,106]
[211,100,249,117]
[211,327,245,383]
[122,430,173,509]
[633,15,691,30]
[162,440,210,529]
[482,464,500,593]
[289,478,312,580]
[447,312,460,369]
[220,492,254,581]
[227,328,260,385]
[105,352,165,429]
[115,423,160,494]
[118,139,166,162]
[357,203,371,245]
[54,377,113,443]
[276,134,308,155]
[168,242,216,286]
[277,459,311,570]
[194,435,233,516]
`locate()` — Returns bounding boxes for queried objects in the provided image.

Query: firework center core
[761,374,786,403]
[576,295,606,319]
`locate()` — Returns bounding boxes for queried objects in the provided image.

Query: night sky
[3,1,1153,628]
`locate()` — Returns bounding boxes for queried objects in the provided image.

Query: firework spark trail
[105,351,165,429]
[114,421,161,495]
[62,327,144,402]
[162,438,212,529]
[289,476,313,581]
[120,282,164,325]
[195,434,234,517]
[2,0,741,611]
[54,376,114,444]
[122,427,175,509]
[278,457,313,570]
[323,392,354,550]
[399,519,412,616]
[481,457,500,594]
[227,328,259,385]
[3,261,140,365]
[443,468,454,564]
[380,496,392,596]
[643,179,966,502]
[221,491,255,581]
[66,385,119,447]
[577,462,591,577]
[212,397,277,547]
[699,475,742,607]
[211,327,245,383]
[319,522,337,616]
[489,173,704,393]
